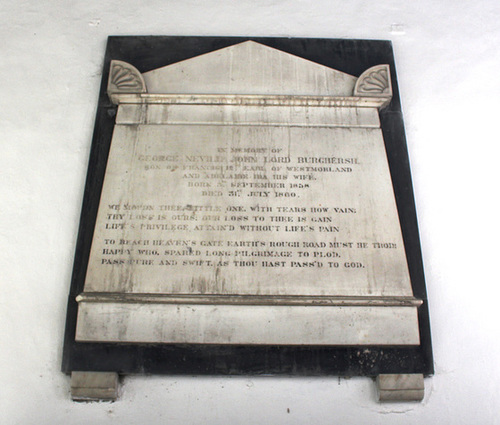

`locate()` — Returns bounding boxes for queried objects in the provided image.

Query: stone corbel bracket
[107,60,147,103]
[354,64,392,107]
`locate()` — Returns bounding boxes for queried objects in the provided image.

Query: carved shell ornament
[359,69,389,93]
[111,64,142,90]
[107,60,147,94]
[353,64,392,98]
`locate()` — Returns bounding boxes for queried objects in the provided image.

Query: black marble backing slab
[62,36,433,377]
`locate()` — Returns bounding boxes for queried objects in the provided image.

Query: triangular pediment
[142,41,357,96]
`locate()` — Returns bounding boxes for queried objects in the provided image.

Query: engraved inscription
[84,122,411,298]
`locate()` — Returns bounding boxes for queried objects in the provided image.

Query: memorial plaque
[63,37,433,401]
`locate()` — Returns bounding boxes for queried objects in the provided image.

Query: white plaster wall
[1,1,499,423]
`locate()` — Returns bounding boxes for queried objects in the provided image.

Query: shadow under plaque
[62,36,433,401]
